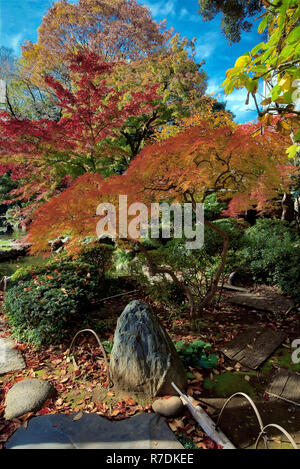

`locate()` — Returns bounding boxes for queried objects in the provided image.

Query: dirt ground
[1,285,300,449]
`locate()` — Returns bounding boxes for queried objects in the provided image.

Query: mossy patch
[262,347,300,374]
[203,372,257,398]
[65,389,88,409]
[34,363,75,379]
[34,369,47,378]
[92,385,152,409]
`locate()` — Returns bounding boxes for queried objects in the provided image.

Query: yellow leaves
[251,128,262,138]
[154,96,235,142]
[286,144,299,159]
[260,97,272,106]
[234,54,251,69]
[276,119,293,136]
[225,68,235,78]
[259,114,273,126]
[279,77,291,92]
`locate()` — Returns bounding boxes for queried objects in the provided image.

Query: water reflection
[0,230,47,277]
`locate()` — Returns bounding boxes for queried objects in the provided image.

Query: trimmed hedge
[5,244,115,345]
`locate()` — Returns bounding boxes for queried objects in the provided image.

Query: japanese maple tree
[28,120,292,317]
[0,49,159,224]
[0,50,159,177]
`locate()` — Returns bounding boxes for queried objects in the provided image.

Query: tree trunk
[134,217,229,320]
[281,192,295,222]
[136,240,197,319]
[197,220,229,313]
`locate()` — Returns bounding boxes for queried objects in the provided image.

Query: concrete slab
[5,412,184,449]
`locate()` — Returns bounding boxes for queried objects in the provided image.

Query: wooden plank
[282,373,300,403]
[218,284,250,293]
[228,292,294,315]
[221,327,262,362]
[237,329,286,369]
[268,370,290,396]
[221,327,286,370]
[268,370,300,404]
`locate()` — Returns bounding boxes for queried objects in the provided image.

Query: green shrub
[129,219,244,310]
[174,339,219,369]
[5,259,105,345]
[204,218,247,255]
[76,243,114,275]
[204,193,227,221]
[238,219,300,301]
[129,238,223,310]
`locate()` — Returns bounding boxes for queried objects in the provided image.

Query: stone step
[0,337,26,375]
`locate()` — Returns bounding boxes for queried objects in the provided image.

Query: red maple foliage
[0,50,160,222]
[0,50,160,171]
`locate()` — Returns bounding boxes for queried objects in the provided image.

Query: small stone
[152,396,184,418]
[4,378,55,420]
[0,338,26,375]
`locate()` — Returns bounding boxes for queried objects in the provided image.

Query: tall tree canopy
[20,0,167,86]
[17,1,208,160]
[198,0,264,43]
[0,46,60,120]
[0,51,159,174]
[111,34,208,160]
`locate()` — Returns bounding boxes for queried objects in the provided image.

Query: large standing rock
[4,378,55,420]
[110,300,187,397]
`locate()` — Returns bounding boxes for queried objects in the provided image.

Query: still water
[0,231,47,278]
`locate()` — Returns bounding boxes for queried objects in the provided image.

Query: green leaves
[5,256,107,345]
[234,54,251,69]
[175,339,219,370]
[251,42,266,56]
[223,0,300,156]
[287,144,300,159]
[257,14,268,34]
[286,25,300,43]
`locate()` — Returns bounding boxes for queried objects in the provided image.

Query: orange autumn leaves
[28,119,293,254]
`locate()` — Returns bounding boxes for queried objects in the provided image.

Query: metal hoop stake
[255,424,298,450]
[68,328,112,387]
[216,392,269,449]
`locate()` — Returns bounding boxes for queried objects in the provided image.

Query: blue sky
[1,0,263,122]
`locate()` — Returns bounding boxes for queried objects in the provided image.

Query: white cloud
[179,7,201,23]
[224,88,257,122]
[206,78,223,96]
[9,33,23,53]
[194,32,219,60]
[143,0,176,18]
[179,7,189,19]
[205,79,257,123]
